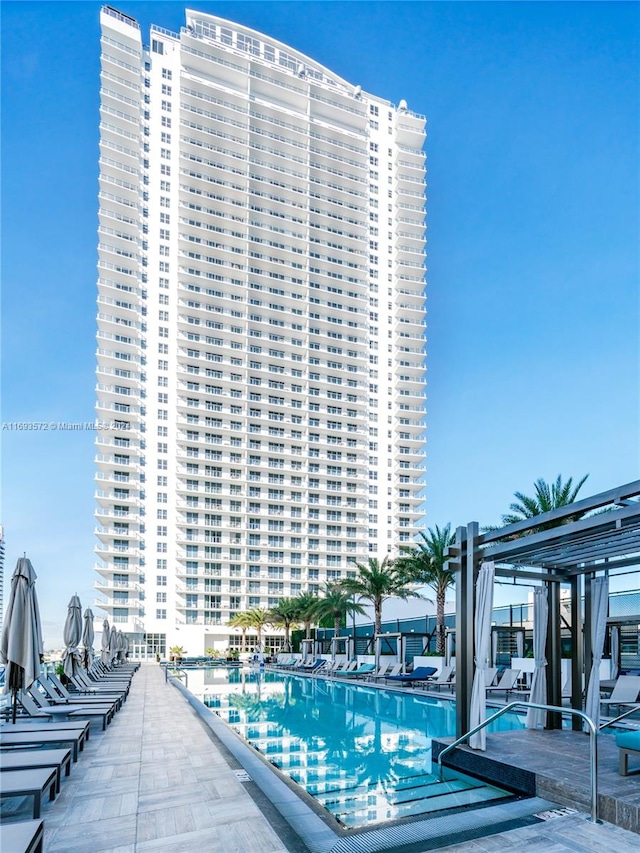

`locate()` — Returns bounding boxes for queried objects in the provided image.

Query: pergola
[447,480,640,738]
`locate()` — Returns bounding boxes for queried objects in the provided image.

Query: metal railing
[600,704,640,730]
[163,664,188,688]
[436,702,601,824]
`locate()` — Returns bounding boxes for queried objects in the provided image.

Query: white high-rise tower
[94,6,427,658]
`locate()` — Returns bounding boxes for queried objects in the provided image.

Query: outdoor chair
[23,689,113,731]
[0,819,44,853]
[427,665,454,691]
[39,677,122,712]
[72,671,129,697]
[600,676,640,715]
[337,663,376,679]
[385,666,438,688]
[486,668,521,700]
[370,663,403,680]
[0,726,88,763]
[615,730,640,776]
[366,663,392,681]
[1,747,73,795]
[0,767,58,819]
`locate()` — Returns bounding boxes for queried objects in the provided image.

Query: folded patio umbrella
[62,594,83,678]
[82,607,95,670]
[109,624,118,664]
[0,557,44,723]
[101,617,111,664]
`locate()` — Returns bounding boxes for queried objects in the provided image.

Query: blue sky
[2,1,638,647]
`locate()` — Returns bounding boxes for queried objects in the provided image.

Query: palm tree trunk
[334,615,341,641]
[241,627,246,653]
[436,589,445,655]
[375,598,382,636]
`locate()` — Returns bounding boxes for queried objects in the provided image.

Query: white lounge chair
[600,676,640,715]
[486,668,521,700]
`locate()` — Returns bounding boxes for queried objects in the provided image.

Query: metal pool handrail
[599,704,640,730]
[163,664,189,688]
[436,702,600,824]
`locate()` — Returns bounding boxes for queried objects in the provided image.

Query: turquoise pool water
[194,667,524,827]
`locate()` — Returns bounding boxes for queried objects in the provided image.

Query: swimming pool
[188,667,525,827]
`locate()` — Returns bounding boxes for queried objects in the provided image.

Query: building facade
[94,6,427,658]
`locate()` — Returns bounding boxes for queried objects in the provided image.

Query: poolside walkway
[40,663,291,853]
[17,664,640,853]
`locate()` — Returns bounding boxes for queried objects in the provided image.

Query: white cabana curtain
[526,587,549,728]
[610,626,619,681]
[469,561,495,750]
[584,576,609,729]
[491,630,498,667]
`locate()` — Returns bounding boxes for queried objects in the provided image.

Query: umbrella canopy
[101,618,111,664]
[0,557,44,723]
[469,561,495,750]
[82,608,95,670]
[109,624,118,664]
[62,594,83,678]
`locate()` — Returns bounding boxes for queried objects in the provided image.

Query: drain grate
[535,807,578,821]
[234,769,253,782]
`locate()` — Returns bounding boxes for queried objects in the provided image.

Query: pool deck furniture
[0,726,88,762]
[0,767,57,818]
[1,747,72,794]
[601,676,640,715]
[485,668,521,700]
[41,676,124,710]
[336,662,376,679]
[615,730,640,776]
[21,690,113,731]
[0,819,44,853]
[385,666,438,687]
[427,665,454,691]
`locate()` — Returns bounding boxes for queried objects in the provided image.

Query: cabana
[447,480,640,740]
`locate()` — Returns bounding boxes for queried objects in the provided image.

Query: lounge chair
[600,676,640,715]
[371,663,403,681]
[366,663,392,681]
[385,666,438,688]
[273,657,296,668]
[38,677,122,712]
[0,768,58,818]
[486,668,521,700]
[298,658,326,672]
[337,663,376,679]
[0,727,88,763]
[0,819,44,853]
[22,690,113,731]
[1,747,72,794]
[616,730,640,776]
[427,665,454,692]
[49,672,127,703]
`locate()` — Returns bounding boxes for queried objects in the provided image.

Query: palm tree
[227,611,255,652]
[245,608,270,651]
[396,524,456,654]
[312,583,366,641]
[293,591,320,639]
[267,598,300,652]
[501,474,590,531]
[340,557,417,636]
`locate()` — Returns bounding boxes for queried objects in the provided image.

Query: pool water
[195,667,524,827]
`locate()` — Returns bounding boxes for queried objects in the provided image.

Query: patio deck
[433,727,640,834]
[3,664,640,853]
